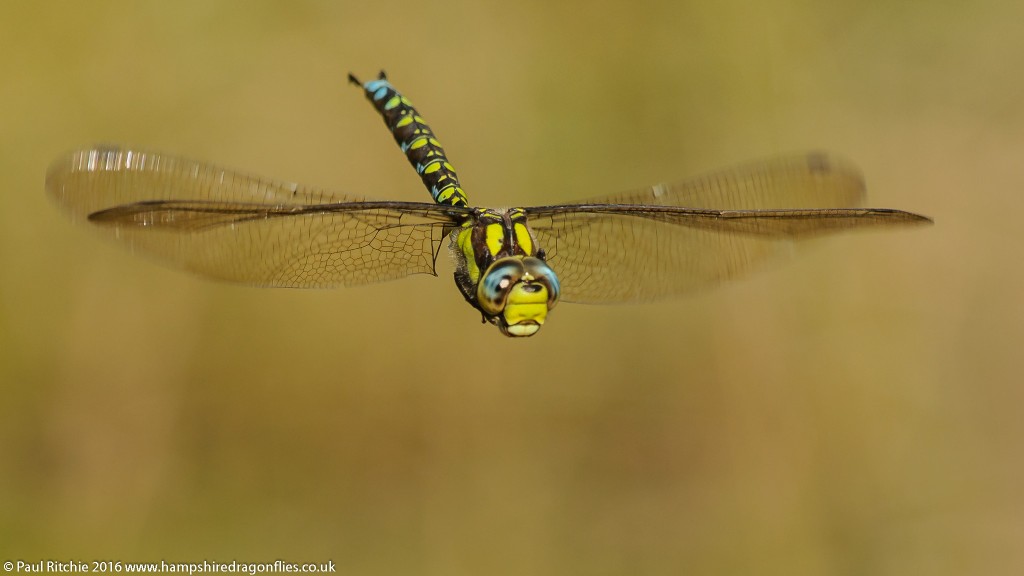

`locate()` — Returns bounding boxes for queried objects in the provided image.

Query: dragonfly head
[476,256,560,337]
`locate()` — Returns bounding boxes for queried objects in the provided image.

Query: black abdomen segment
[349,71,468,208]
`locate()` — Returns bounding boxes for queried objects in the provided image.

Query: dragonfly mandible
[46,71,932,337]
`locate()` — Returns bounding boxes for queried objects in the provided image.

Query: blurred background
[0,0,1020,574]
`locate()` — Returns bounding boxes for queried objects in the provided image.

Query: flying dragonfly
[46,71,932,337]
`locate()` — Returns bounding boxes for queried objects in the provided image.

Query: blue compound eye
[476,258,526,316]
[523,257,560,308]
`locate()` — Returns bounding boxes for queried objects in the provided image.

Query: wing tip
[896,210,934,226]
[46,146,140,211]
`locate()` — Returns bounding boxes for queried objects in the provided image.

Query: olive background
[1,1,1021,574]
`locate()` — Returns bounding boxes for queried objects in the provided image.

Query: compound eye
[523,257,561,308]
[476,258,525,316]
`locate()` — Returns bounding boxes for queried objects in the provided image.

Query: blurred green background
[1,0,1021,574]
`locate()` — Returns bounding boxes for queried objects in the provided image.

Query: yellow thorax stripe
[456,225,480,283]
[513,222,532,256]
[485,222,504,257]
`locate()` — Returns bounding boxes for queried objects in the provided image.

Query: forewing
[525,153,931,303]
[581,152,867,209]
[46,148,469,288]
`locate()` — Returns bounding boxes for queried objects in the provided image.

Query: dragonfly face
[478,257,560,337]
[453,208,561,336]
[46,71,932,337]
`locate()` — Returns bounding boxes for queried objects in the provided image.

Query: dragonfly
[46,71,932,337]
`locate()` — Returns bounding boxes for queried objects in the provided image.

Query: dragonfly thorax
[453,208,560,337]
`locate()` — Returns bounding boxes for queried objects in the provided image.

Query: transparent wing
[46,148,471,288]
[525,154,932,303]
[580,152,867,209]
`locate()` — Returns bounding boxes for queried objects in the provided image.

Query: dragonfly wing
[580,153,867,209]
[525,208,780,303]
[525,151,932,304]
[47,148,469,288]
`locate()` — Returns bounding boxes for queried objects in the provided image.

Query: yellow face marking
[513,222,533,256]
[504,302,548,326]
[485,222,505,256]
[503,284,550,326]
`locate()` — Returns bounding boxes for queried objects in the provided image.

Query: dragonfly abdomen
[349,71,468,208]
